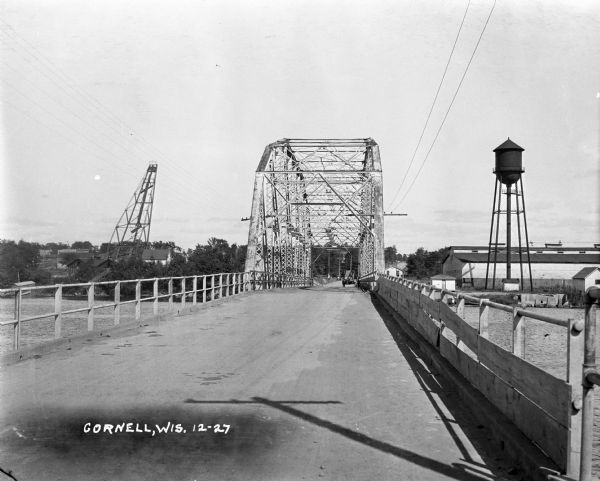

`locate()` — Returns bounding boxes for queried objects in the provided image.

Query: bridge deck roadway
[0,283,518,481]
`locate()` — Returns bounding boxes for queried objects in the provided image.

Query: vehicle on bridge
[342,270,356,286]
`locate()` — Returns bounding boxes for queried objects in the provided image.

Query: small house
[572,267,600,293]
[502,278,520,292]
[385,267,402,277]
[385,261,406,278]
[430,274,456,291]
[14,281,35,296]
[142,248,172,266]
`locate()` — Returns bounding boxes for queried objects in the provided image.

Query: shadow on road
[183,397,504,481]
[369,294,520,481]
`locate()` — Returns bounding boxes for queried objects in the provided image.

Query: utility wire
[387,0,471,211]
[390,0,497,211]
[0,21,224,203]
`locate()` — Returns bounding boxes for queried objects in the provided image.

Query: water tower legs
[484,177,533,291]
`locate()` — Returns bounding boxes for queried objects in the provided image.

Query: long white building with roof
[442,245,600,289]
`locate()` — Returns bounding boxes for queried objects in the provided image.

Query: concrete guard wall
[375,275,581,481]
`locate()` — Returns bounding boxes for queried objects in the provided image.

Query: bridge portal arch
[245,138,384,279]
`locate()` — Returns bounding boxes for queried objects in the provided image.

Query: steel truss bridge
[245,138,384,279]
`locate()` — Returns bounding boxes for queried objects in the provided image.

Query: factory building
[442,245,600,289]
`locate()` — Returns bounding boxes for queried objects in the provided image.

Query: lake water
[0,297,598,473]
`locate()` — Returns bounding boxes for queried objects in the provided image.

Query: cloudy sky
[1,0,598,253]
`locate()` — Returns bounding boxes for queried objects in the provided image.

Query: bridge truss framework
[245,139,384,279]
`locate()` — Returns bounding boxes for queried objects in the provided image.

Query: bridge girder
[245,138,384,278]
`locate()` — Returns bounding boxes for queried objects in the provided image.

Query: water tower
[484,138,533,291]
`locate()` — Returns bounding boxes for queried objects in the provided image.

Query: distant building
[142,248,172,266]
[56,249,95,269]
[13,281,35,295]
[385,261,406,278]
[442,245,600,289]
[572,267,600,293]
[430,274,456,291]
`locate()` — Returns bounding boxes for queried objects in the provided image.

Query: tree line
[0,238,449,287]
[0,238,247,287]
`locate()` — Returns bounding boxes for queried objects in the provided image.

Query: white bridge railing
[0,271,311,351]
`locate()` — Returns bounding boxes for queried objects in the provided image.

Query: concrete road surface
[0,283,518,480]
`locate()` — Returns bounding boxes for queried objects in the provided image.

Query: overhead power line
[390,0,497,211]
[0,20,225,206]
[387,0,471,210]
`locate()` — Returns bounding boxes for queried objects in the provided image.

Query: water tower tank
[493,138,524,185]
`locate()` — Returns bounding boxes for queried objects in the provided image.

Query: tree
[405,247,448,279]
[185,238,247,275]
[43,242,69,252]
[0,239,42,286]
[151,240,178,250]
[71,241,93,250]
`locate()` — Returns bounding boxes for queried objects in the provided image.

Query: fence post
[202,276,207,303]
[135,280,141,320]
[193,276,198,305]
[181,277,186,309]
[114,281,121,325]
[87,283,95,331]
[211,274,216,300]
[54,285,62,339]
[168,278,174,310]
[512,307,525,358]
[13,289,22,350]
[153,278,159,316]
[220,274,224,298]
[567,318,584,478]
[478,299,489,338]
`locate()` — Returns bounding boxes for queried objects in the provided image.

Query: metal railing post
[512,307,525,358]
[202,275,207,303]
[211,274,216,300]
[54,285,62,339]
[14,289,21,350]
[114,281,121,325]
[153,278,159,316]
[220,274,224,298]
[168,278,174,310]
[567,318,584,478]
[87,283,95,331]
[479,299,489,338]
[181,277,186,309]
[456,297,465,318]
[135,280,141,320]
[580,287,600,481]
[193,276,198,305]
[454,296,466,349]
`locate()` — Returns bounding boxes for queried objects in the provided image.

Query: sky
[1,0,599,254]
